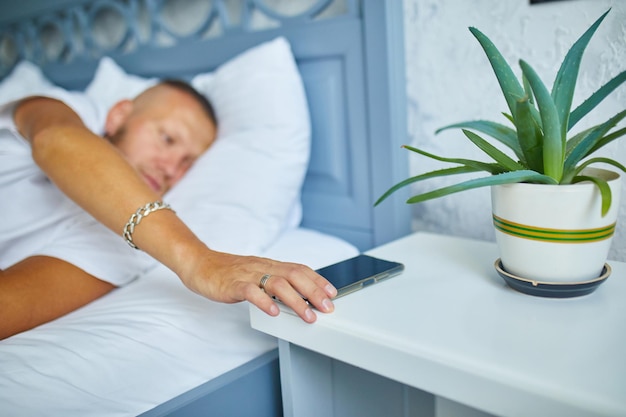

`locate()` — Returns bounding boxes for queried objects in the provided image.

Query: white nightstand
[250,232,626,417]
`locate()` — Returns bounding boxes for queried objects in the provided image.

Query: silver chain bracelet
[123,201,174,250]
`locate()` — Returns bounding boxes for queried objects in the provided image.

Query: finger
[292,280,334,314]
[282,268,335,314]
[301,267,338,298]
[245,281,280,317]
[256,258,337,300]
[272,263,336,305]
[260,275,319,323]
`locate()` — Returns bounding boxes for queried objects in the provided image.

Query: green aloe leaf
[565,125,596,157]
[588,126,626,155]
[572,175,611,216]
[569,70,626,130]
[552,9,610,138]
[405,170,558,204]
[567,123,626,162]
[514,95,544,172]
[402,144,507,174]
[563,109,626,174]
[569,157,626,181]
[469,27,525,118]
[462,129,526,171]
[520,59,564,181]
[521,73,544,128]
[374,166,481,206]
[375,9,624,213]
[522,74,535,105]
[436,120,523,160]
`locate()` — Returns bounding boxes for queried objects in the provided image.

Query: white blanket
[0,228,358,417]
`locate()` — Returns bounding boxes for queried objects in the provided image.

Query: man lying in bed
[0,81,336,340]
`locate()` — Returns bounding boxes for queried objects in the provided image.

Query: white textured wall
[402,0,626,261]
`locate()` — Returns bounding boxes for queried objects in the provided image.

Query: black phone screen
[316,254,404,298]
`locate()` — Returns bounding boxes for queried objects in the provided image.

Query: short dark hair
[160,79,218,127]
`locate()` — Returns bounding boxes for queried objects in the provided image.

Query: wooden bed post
[362,0,412,248]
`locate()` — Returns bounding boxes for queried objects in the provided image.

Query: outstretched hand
[179,250,337,323]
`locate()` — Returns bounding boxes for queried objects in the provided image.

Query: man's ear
[104,100,133,136]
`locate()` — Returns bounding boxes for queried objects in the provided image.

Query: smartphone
[317,254,404,299]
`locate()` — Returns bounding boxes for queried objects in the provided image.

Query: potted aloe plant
[376,9,626,295]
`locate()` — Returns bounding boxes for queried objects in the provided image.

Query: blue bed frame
[0,0,410,415]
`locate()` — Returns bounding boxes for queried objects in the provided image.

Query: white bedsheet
[0,228,358,417]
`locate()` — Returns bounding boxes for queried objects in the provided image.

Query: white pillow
[0,61,54,106]
[85,56,158,115]
[85,38,310,255]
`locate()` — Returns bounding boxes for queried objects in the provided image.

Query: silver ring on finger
[259,274,272,293]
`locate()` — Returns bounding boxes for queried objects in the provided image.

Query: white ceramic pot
[491,168,621,283]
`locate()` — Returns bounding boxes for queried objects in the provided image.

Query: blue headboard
[0,0,411,251]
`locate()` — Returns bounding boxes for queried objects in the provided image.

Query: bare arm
[0,257,115,340]
[11,97,336,327]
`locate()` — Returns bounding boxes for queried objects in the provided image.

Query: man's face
[106,85,216,196]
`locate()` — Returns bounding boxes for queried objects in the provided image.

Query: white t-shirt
[0,87,156,286]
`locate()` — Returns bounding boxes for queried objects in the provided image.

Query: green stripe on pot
[493,215,616,243]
